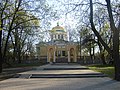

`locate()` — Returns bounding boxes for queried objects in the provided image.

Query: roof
[50,23,65,33]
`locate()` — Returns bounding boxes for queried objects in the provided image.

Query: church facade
[36,24,78,63]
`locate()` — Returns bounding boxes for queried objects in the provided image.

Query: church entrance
[56,50,68,63]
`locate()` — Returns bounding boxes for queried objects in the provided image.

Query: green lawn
[88,64,115,78]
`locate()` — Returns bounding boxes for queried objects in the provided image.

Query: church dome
[51,23,65,33]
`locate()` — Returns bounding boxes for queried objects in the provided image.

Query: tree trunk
[18,52,21,63]
[0,22,3,73]
[105,0,120,81]
[101,53,106,65]
[97,38,107,65]
[0,0,9,73]
[0,60,2,73]
[0,35,3,73]
[3,0,22,64]
[93,46,95,61]
[89,0,111,54]
[80,36,82,59]
[18,43,22,63]
[113,28,120,80]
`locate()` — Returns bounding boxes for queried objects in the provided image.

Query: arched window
[70,48,74,56]
[58,35,60,39]
[62,51,65,56]
[61,35,63,40]
[55,35,56,39]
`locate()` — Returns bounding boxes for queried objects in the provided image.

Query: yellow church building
[36,23,78,63]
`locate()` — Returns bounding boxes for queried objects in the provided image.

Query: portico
[47,45,77,63]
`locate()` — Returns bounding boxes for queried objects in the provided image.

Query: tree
[0,0,10,73]
[89,0,120,81]
[105,0,120,81]
[0,0,57,73]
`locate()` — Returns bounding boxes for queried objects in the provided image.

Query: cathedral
[36,23,78,63]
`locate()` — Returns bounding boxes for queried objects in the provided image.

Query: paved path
[0,64,120,90]
[0,67,33,81]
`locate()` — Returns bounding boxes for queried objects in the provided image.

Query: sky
[31,0,117,43]
[28,0,107,31]
[50,14,77,30]
[43,0,79,29]
[46,0,108,29]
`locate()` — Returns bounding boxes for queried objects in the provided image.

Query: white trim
[68,51,70,62]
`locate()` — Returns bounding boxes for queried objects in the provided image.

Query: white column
[63,35,65,40]
[74,51,77,62]
[56,34,58,39]
[68,51,70,62]
[61,51,62,57]
[53,35,55,40]
[53,51,56,62]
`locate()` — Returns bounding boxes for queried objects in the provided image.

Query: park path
[0,63,120,90]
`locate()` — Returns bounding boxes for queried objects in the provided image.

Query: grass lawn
[88,64,115,79]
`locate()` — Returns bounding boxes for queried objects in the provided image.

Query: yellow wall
[40,46,47,57]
